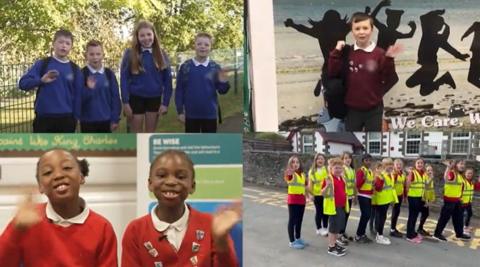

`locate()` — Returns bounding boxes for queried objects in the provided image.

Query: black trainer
[354,235,372,243]
[337,235,349,246]
[328,245,346,257]
[433,234,447,242]
[456,234,471,241]
[390,229,404,238]
[335,243,347,253]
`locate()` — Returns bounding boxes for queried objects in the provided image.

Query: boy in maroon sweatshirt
[328,12,402,131]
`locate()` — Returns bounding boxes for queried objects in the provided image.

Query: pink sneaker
[417,234,423,240]
[406,236,422,244]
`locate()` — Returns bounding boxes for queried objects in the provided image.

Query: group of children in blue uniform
[19,20,230,133]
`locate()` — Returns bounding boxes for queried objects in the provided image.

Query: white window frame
[404,132,422,157]
[367,132,381,156]
[302,134,314,154]
[450,132,471,155]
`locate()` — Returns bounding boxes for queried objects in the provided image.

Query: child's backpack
[81,66,115,101]
[323,45,351,119]
[177,59,223,123]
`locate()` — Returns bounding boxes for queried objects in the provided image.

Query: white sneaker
[376,234,391,245]
[316,229,322,235]
[320,228,329,236]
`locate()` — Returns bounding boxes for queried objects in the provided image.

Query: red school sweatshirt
[0,203,118,267]
[328,46,396,110]
[121,206,238,267]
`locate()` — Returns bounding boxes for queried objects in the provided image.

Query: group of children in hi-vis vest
[0,149,241,267]
[284,153,480,257]
[19,20,231,133]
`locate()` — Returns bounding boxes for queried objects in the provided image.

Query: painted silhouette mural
[462,21,480,89]
[406,9,469,96]
[284,10,350,96]
[284,11,350,72]
[368,0,416,50]
[275,0,480,131]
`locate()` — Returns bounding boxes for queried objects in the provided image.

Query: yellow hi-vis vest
[461,179,474,204]
[344,166,356,197]
[287,172,306,195]
[309,166,328,196]
[323,175,350,215]
[423,175,436,202]
[444,172,464,199]
[359,166,374,192]
[394,171,406,196]
[408,169,426,197]
[374,172,399,205]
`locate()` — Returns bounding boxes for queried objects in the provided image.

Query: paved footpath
[244,184,479,267]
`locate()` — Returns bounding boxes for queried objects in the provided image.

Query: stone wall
[244,149,480,218]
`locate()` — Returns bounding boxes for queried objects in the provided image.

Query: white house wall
[424,132,445,156]
[388,132,403,158]
[328,143,353,156]
[315,131,324,154]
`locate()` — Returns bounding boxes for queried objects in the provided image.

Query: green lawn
[117,71,244,133]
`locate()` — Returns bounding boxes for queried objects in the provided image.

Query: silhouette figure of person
[368,0,416,50]
[461,21,480,89]
[284,10,350,96]
[406,9,469,96]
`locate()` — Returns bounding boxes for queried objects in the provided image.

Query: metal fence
[0,48,243,132]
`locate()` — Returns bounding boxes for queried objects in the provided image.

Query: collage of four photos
[1,0,480,266]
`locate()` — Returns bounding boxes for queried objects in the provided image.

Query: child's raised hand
[212,202,242,248]
[218,68,231,83]
[41,70,59,83]
[110,123,119,132]
[158,105,168,115]
[285,168,294,176]
[86,76,96,89]
[386,43,404,58]
[335,41,346,51]
[14,190,41,230]
[123,104,133,119]
[177,114,185,123]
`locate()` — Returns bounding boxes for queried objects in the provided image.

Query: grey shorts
[328,207,346,234]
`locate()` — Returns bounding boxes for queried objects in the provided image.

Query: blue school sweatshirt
[18,57,83,119]
[175,59,230,119]
[120,48,172,105]
[81,66,121,123]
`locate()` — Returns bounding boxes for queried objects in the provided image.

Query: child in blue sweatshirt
[120,20,173,133]
[18,29,83,133]
[81,40,121,133]
[175,33,230,133]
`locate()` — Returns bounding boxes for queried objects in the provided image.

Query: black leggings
[418,204,429,231]
[463,204,473,227]
[434,201,464,237]
[313,196,328,229]
[406,197,423,239]
[288,204,306,242]
[340,198,353,234]
[356,196,372,237]
[390,195,403,230]
[375,204,389,236]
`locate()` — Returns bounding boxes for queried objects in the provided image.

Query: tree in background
[0,0,243,64]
